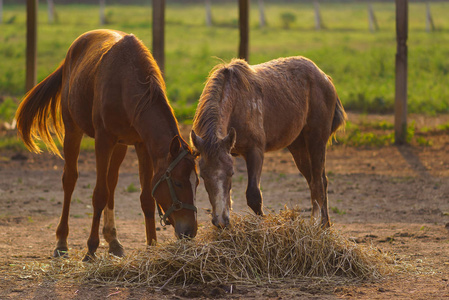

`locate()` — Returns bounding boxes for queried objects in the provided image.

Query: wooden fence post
[368,2,378,32]
[153,0,165,75]
[314,0,323,30]
[238,0,249,61]
[0,0,3,24]
[395,0,408,145]
[26,0,38,92]
[205,0,212,27]
[426,2,435,32]
[47,0,54,24]
[258,0,266,28]
[99,0,106,25]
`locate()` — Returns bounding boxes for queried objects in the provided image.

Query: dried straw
[22,208,395,288]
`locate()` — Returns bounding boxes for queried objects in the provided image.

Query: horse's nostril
[211,216,229,229]
[177,227,197,239]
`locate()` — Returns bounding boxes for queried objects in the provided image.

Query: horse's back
[256,57,339,148]
[61,30,140,138]
[230,57,338,152]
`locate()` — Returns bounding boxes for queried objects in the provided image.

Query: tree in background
[280,12,295,29]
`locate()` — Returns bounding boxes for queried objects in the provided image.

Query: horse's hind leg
[288,131,330,227]
[288,133,312,184]
[84,132,115,261]
[102,144,127,257]
[244,148,265,216]
[54,124,83,257]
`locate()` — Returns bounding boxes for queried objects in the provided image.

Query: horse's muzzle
[175,224,197,239]
[212,214,230,229]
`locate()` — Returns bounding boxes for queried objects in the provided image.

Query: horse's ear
[170,135,182,157]
[222,127,236,152]
[190,130,204,153]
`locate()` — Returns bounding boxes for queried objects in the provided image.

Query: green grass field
[1,2,449,125]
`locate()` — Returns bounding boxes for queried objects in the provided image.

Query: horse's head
[191,128,236,228]
[151,136,198,239]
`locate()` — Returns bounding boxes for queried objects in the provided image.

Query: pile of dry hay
[26,208,394,287]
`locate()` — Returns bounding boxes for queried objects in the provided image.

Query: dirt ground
[0,112,448,299]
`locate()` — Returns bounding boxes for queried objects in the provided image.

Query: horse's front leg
[102,144,127,257]
[84,132,115,261]
[244,148,265,216]
[135,143,157,245]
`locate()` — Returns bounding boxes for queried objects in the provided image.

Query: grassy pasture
[0,2,449,123]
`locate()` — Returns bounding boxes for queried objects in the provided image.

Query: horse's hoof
[82,253,96,262]
[108,240,125,257]
[322,220,331,229]
[255,210,265,217]
[53,248,68,258]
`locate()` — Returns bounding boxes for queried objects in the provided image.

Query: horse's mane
[192,58,255,154]
[115,34,174,122]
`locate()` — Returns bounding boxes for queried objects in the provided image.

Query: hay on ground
[23,208,395,287]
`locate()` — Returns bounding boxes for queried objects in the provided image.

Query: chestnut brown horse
[191,57,346,228]
[16,30,198,261]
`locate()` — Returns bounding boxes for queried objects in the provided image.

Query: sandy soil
[0,112,448,299]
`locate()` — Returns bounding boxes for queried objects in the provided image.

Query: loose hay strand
[22,208,395,287]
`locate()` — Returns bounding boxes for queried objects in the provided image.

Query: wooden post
[395,0,408,145]
[238,0,249,61]
[0,0,3,24]
[99,0,106,25]
[426,2,435,32]
[368,2,379,32]
[26,0,38,92]
[258,0,266,28]
[205,0,212,27]
[153,0,165,75]
[314,0,322,30]
[47,0,54,24]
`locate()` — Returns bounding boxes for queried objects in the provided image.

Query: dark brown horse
[191,57,346,228]
[16,30,198,261]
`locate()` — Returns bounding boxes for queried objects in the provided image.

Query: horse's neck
[215,95,234,140]
[135,95,181,169]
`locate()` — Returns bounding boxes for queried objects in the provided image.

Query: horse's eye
[173,181,182,188]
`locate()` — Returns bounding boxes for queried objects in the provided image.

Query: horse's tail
[15,63,64,157]
[331,95,347,135]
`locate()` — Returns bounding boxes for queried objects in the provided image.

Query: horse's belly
[264,119,304,152]
[115,130,141,145]
[102,111,142,145]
